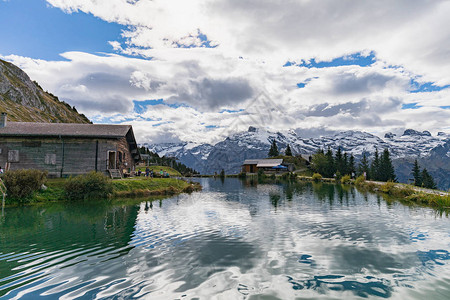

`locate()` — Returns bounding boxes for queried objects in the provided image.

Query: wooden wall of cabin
[0,137,119,177]
[243,165,258,173]
[116,137,135,173]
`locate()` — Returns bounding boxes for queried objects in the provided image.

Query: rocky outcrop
[0,59,90,123]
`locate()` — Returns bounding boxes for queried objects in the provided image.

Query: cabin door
[108,151,116,169]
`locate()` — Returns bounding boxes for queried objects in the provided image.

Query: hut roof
[0,122,132,138]
[242,159,284,167]
[256,159,283,168]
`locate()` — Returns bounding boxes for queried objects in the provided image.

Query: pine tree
[349,154,356,176]
[379,148,396,182]
[268,139,279,157]
[325,147,335,178]
[358,152,370,179]
[421,168,436,189]
[285,144,293,156]
[412,159,422,187]
[343,152,349,175]
[335,147,344,174]
[370,148,380,181]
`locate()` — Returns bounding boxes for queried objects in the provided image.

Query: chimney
[0,113,7,128]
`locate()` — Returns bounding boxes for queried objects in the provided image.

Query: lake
[1,178,450,299]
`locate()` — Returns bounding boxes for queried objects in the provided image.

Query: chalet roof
[243,159,284,167]
[242,159,261,165]
[257,159,283,168]
[0,122,132,138]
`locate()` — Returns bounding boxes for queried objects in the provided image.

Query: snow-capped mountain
[146,127,450,189]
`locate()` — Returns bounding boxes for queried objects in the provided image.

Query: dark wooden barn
[0,114,140,178]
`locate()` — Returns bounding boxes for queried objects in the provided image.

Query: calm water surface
[1,178,450,299]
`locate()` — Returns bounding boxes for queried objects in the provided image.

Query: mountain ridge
[146,127,450,190]
[0,59,90,123]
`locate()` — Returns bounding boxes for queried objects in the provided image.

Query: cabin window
[8,150,19,162]
[118,152,123,162]
[45,153,56,165]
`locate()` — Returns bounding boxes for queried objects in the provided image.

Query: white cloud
[2,0,450,143]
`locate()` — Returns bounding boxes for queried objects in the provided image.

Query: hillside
[0,59,90,123]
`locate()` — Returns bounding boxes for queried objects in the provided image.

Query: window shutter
[8,150,19,162]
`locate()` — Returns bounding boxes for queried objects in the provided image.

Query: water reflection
[0,179,449,299]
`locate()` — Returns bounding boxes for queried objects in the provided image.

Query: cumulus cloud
[167,77,254,110]
[2,0,450,143]
[46,0,450,83]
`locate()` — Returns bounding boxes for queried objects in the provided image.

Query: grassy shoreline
[5,177,201,206]
[295,174,450,210]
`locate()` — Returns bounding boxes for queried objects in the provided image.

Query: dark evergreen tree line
[312,147,396,182]
[412,159,436,189]
[138,146,199,176]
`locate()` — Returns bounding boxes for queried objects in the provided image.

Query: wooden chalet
[242,159,290,173]
[0,113,140,178]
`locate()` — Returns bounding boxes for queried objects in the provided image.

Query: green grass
[355,180,450,210]
[7,176,199,205]
[405,192,450,208]
[136,166,182,176]
[112,177,194,197]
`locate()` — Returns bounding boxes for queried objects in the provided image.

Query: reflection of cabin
[0,113,140,178]
[242,159,293,173]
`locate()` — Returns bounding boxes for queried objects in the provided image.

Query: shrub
[65,171,113,201]
[341,174,351,184]
[334,171,342,183]
[281,172,297,180]
[312,173,322,182]
[3,169,47,203]
[238,172,247,179]
[355,175,365,186]
[258,169,265,178]
[380,181,396,194]
[406,192,450,208]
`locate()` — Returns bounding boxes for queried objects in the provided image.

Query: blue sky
[0,0,125,60]
[0,0,449,143]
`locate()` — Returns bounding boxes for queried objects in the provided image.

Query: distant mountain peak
[147,127,449,190]
[402,129,432,137]
[384,132,396,139]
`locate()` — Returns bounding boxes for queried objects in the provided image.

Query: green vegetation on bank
[136,165,181,176]
[2,170,201,205]
[282,172,449,210]
[113,177,200,197]
[353,175,449,209]
[2,169,47,203]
